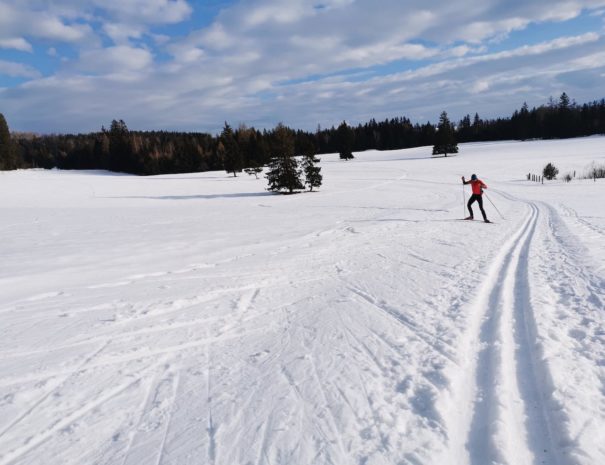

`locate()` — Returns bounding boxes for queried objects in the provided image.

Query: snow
[1,136,604,465]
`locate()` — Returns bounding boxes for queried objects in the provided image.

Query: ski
[458,218,495,224]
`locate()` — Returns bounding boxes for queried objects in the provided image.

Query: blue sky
[1,0,604,133]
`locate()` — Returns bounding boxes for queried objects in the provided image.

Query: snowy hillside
[1,137,604,465]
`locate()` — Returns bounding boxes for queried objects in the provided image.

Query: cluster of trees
[2,93,604,176]
[456,93,605,142]
[265,124,322,193]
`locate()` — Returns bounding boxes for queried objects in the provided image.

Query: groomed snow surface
[1,137,604,465]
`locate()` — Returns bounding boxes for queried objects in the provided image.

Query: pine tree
[432,111,458,157]
[337,121,355,160]
[221,122,243,176]
[266,124,303,193]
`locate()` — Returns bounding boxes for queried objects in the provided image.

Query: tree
[432,111,458,156]
[300,140,322,191]
[543,162,559,180]
[0,113,18,170]
[557,92,574,138]
[107,119,139,173]
[337,121,355,160]
[221,122,243,176]
[266,123,303,193]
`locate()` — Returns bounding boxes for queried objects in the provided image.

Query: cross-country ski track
[1,137,604,464]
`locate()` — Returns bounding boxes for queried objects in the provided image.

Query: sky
[1,0,605,134]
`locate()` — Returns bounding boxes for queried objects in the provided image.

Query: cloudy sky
[1,0,605,134]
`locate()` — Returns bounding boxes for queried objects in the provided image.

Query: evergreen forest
[1,93,604,175]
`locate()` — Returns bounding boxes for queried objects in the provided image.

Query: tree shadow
[101,192,276,200]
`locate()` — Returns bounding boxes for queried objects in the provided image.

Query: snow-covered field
[1,137,604,465]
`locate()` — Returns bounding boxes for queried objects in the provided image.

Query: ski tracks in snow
[443,201,557,465]
[443,196,605,465]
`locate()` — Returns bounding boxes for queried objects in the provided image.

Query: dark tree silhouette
[543,162,559,180]
[266,124,303,193]
[221,122,243,176]
[432,111,458,157]
[0,113,17,170]
[337,121,355,160]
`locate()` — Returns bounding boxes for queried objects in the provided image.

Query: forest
[1,93,604,175]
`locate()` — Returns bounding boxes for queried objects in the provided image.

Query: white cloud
[0,0,192,49]
[0,60,41,78]
[92,0,192,24]
[0,37,32,52]
[2,0,605,133]
[0,2,94,44]
[77,46,153,73]
[102,22,145,45]
[471,80,490,93]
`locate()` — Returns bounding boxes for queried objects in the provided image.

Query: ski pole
[484,192,505,220]
[462,182,466,218]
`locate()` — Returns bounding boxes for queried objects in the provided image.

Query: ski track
[345,284,458,365]
[463,202,557,465]
[0,359,164,465]
[444,194,604,465]
[0,341,110,441]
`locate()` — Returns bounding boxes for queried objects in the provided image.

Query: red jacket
[465,178,487,195]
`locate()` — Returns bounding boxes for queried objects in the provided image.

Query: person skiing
[462,174,490,223]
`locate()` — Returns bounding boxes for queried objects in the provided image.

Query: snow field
[0,137,604,465]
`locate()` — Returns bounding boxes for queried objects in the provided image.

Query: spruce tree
[108,119,138,173]
[300,138,322,191]
[302,153,322,191]
[266,124,303,193]
[432,111,458,157]
[337,121,355,160]
[0,113,17,170]
[221,122,243,176]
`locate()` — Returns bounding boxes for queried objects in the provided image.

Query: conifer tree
[302,153,322,191]
[221,122,243,176]
[432,111,458,157]
[543,162,559,180]
[337,121,355,160]
[108,119,138,173]
[299,136,322,191]
[266,123,303,193]
[0,113,16,170]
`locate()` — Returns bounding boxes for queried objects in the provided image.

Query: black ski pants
[467,194,487,221]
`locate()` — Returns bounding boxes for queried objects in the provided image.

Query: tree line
[1,93,604,175]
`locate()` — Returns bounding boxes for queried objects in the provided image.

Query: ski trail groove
[0,360,161,465]
[345,284,457,364]
[154,369,181,465]
[206,339,217,465]
[0,341,110,440]
[445,202,560,465]
[118,372,159,465]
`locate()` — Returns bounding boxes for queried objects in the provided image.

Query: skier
[462,174,490,223]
